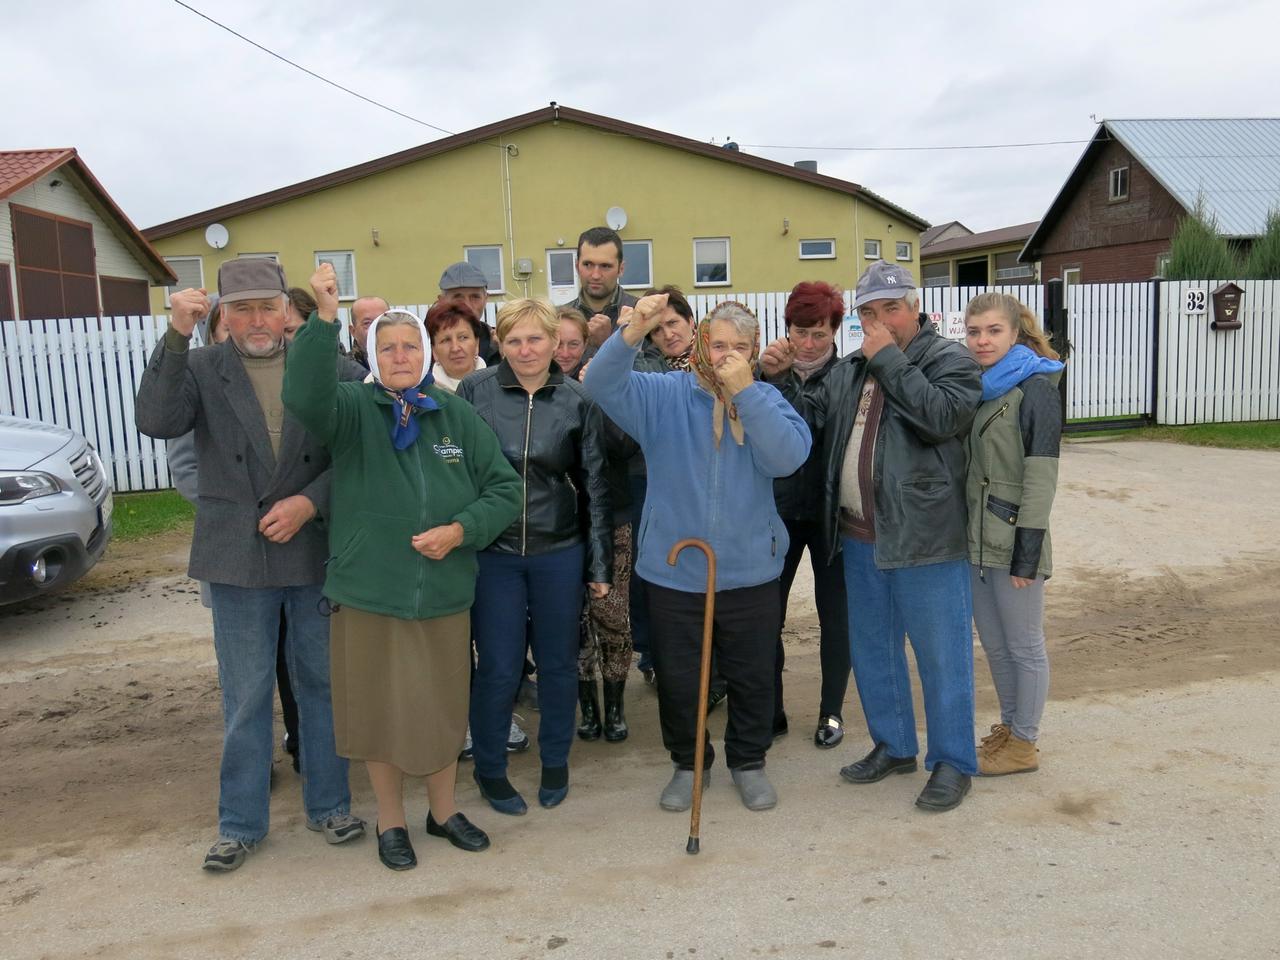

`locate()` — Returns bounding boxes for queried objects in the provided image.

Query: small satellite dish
[605,206,628,231]
[205,223,229,250]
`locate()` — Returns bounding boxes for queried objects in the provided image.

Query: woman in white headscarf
[283,264,521,871]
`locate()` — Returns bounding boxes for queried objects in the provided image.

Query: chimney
[794,160,818,173]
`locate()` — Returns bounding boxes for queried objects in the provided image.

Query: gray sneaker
[202,838,256,872]
[659,765,711,812]
[731,767,778,811]
[306,813,367,844]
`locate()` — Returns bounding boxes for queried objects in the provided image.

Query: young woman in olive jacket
[963,293,1064,776]
[457,298,613,815]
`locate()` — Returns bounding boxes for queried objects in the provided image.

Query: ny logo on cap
[885,276,898,284]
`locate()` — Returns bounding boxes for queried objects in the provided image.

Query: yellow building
[145,105,928,313]
[920,221,1040,287]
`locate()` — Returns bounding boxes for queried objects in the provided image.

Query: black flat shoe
[706,686,727,715]
[425,811,490,852]
[772,713,789,738]
[814,715,844,749]
[839,742,917,784]
[915,763,971,812]
[376,825,417,870]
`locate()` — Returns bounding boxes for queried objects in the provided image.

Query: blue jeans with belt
[470,543,585,779]
[207,582,351,843]
[841,539,977,775]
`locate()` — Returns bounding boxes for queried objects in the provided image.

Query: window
[1155,253,1171,278]
[896,241,912,261]
[922,262,951,287]
[464,245,504,293]
[236,252,279,261]
[1109,166,1129,201]
[864,239,881,259]
[993,251,1034,280]
[164,256,204,307]
[798,239,836,260]
[10,205,98,320]
[693,238,730,286]
[314,251,357,300]
[100,277,150,317]
[620,240,653,288]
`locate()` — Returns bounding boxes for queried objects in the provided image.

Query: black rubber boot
[602,679,629,742]
[577,680,602,740]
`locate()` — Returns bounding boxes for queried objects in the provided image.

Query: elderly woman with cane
[283,264,521,871]
[584,295,810,813]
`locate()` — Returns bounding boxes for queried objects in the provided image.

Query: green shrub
[1242,209,1280,279]
[1165,199,1241,280]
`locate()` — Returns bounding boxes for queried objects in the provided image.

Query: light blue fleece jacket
[583,330,811,592]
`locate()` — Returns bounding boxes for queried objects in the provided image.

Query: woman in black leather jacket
[457,298,612,815]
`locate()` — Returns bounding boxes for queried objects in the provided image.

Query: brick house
[1021,118,1280,284]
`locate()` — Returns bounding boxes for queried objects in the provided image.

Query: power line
[737,138,1095,152]
[170,0,457,137]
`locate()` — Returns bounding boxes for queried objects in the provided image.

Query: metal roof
[1106,119,1280,238]
[921,220,1039,258]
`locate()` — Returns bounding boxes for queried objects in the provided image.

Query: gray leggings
[969,565,1049,742]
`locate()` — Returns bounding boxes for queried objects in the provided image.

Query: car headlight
[0,471,62,504]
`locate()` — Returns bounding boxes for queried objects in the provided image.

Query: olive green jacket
[964,373,1062,578]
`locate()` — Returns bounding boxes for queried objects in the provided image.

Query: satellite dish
[205,223,229,250]
[605,206,628,231]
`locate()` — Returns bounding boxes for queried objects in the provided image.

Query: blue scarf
[382,371,440,450]
[981,344,1064,401]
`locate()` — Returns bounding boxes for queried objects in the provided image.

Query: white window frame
[798,238,836,260]
[464,245,505,294]
[1109,166,1129,201]
[921,262,951,287]
[236,252,279,260]
[895,241,912,261]
[314,250,358,300]
[864,239,882,260]
[620,240,654,289]
[163,256,204,307]
[692,237,731,287]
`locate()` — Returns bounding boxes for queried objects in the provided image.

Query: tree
[1164,198,1241,280]
[1242,209,1280,279]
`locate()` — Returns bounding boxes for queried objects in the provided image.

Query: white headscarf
[365,309,430,389]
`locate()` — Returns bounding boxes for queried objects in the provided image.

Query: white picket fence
[2,282,1278,492]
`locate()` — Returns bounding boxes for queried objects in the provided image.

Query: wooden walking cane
[666,537,716,855]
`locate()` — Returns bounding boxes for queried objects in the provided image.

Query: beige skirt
[330,605,470,776]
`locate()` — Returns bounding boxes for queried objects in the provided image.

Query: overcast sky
[4,0,1277,235]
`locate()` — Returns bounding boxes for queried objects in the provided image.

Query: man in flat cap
[437,261,500,364]
[136,258,365,872]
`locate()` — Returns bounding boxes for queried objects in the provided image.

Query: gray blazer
[136,336,363,588]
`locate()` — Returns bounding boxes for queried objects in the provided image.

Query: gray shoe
[659,765,711,812]
[731,767,778,811]
[202,838,256,872]
[306,813,367,844]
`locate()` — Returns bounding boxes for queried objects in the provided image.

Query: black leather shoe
[706,685,727,715]
[376,825,417,870]
[577,681,602,741]
[814,715,844,749]
[602,680,629,742]
[426,812,490,852]
[772,713,789,738]
[915,763,971,812]
[839,743,918,784]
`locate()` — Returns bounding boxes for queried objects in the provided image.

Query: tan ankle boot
[979,734,1039,776]
[978,723,1010,757]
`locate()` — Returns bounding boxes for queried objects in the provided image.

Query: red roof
[0,148,175,284]
[0,149,76,200]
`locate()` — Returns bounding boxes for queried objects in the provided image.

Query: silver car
[0,415,113,605]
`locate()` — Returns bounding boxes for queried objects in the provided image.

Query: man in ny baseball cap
[852,259,916,309]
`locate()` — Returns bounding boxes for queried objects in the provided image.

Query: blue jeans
[470,544,584,779]
[841,539,977,775]
[208,583,351,842]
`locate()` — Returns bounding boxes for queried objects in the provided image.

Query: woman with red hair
[759,281,851,748]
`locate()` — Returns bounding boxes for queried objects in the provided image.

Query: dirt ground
[1,439,1277,960]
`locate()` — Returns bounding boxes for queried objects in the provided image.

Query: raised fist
[310,262,340,322]
[169,288,211,338]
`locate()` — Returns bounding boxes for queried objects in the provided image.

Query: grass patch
[111,490,194,542]
[1120,421,1280,450]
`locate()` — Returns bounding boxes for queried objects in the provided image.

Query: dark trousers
[646,579,779,770]
[775,517,850,722]
[627,473,650,665]
[471,544,585,778]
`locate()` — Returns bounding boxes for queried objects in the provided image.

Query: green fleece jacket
[964,373,1062,579]
[283,313,521,620]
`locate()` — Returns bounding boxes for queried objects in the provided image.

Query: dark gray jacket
[796,315,982,569]
[771,350,840,523]
[457,360,613,585]
[135,336,361,587]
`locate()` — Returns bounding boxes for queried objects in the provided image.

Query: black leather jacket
[771,350,840,522]
[458,360,613,583]
[782,315,981,569]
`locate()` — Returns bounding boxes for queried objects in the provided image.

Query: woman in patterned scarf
[643,285,697,371]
